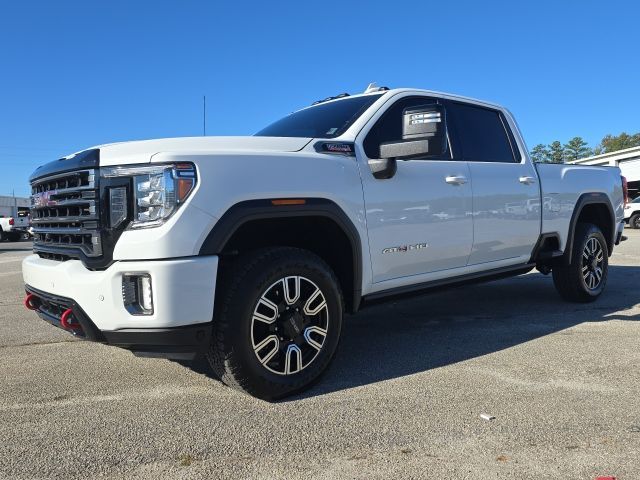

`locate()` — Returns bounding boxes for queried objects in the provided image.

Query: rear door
[357,95,473,283]
[447,101,540,265]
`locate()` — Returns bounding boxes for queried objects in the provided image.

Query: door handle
[519,176,536,185]
[445,175,467,185]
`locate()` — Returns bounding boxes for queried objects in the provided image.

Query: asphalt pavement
[1,232,639,479]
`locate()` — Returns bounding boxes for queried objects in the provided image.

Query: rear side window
[447,102,517,163]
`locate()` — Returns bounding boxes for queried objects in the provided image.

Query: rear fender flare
[562,193,615,265]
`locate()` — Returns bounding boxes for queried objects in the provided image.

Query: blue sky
[1,0,639,196]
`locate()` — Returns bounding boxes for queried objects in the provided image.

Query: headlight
[101,163,196,229]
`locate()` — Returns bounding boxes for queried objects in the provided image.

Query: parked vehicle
[0,214,29,241]
[624,196,640,228]
[22,86,627,399]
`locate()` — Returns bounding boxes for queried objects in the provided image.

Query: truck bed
[536,163,624,251]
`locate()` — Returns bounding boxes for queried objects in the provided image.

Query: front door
[357,95,474,283]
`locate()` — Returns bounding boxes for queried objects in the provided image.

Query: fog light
[122,273,154,315]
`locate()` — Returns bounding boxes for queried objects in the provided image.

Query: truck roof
[303,87,504,112]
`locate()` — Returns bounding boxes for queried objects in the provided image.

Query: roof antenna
[203,95,206,136]
[364,82,378,94]
[364,82,389,94]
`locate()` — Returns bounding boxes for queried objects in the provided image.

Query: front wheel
[552,223,608,302]
[207,247,343,400]
[630,213,640,229]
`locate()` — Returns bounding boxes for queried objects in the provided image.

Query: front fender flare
[198,198,363,312]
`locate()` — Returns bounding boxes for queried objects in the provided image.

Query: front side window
[363,96,451,159]
[255,94,383,139]
[447,102,517,163]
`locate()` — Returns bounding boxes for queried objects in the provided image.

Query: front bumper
[22,254,218,358]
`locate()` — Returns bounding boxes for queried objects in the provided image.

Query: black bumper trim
[101,324,212,359]
[25,285,104,341]
[25,284,212,360]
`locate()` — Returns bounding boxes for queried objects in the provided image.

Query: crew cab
[0,214,29,241]
[22,86,627,400]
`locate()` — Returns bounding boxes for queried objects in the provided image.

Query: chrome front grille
[30,169,102,259]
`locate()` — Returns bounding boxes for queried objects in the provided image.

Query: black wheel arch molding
[198,198,364,313]
[561,192,617,265]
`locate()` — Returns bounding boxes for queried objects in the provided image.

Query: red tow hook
[24,293,39,311]
[60,308,81,330]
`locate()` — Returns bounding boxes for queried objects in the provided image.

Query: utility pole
[203,95,206,136]
[12,189,17,217]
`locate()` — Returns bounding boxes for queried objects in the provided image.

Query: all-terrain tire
[206,247,343,401]
[552,222,608,303]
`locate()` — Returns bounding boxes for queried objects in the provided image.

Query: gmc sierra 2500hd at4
[22,86,628,400]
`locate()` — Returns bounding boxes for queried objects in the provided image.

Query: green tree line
[530,132,640,163]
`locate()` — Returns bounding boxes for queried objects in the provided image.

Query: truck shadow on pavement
[183,265,639,400]
[293,265,640,400]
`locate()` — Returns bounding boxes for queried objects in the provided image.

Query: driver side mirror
[380,103,446,161]
[367,102,448,179]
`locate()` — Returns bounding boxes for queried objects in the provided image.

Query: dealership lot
[1,232,639,480]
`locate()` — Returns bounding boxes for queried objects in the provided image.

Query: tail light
[9,218,14,226]
[622,176,629,207]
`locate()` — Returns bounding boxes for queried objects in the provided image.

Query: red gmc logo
[32,191,57,208]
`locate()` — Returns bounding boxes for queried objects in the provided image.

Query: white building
[568,146,640,199]
[0,195,30,218]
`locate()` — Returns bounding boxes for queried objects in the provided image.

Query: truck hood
[93,136,313,166]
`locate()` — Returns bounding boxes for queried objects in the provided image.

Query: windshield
[255,94,383,139]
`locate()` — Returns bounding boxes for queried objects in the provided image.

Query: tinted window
[255,94,383,139]
[447,102,516,163]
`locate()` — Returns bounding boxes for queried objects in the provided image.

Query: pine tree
[530,144,551,163]
[564,137,592,161]
[549,141,565,163]
[595,132,640,154]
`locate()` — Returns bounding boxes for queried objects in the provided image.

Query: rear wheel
[552,223,608,302]
[207,247,343,400]
[630,213,640,229]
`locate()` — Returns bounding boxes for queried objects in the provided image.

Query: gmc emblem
[31,191,57,208]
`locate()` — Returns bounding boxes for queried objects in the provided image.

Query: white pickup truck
[624,196,640,228]
[0,215,29,241]
[22,86,627,399]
